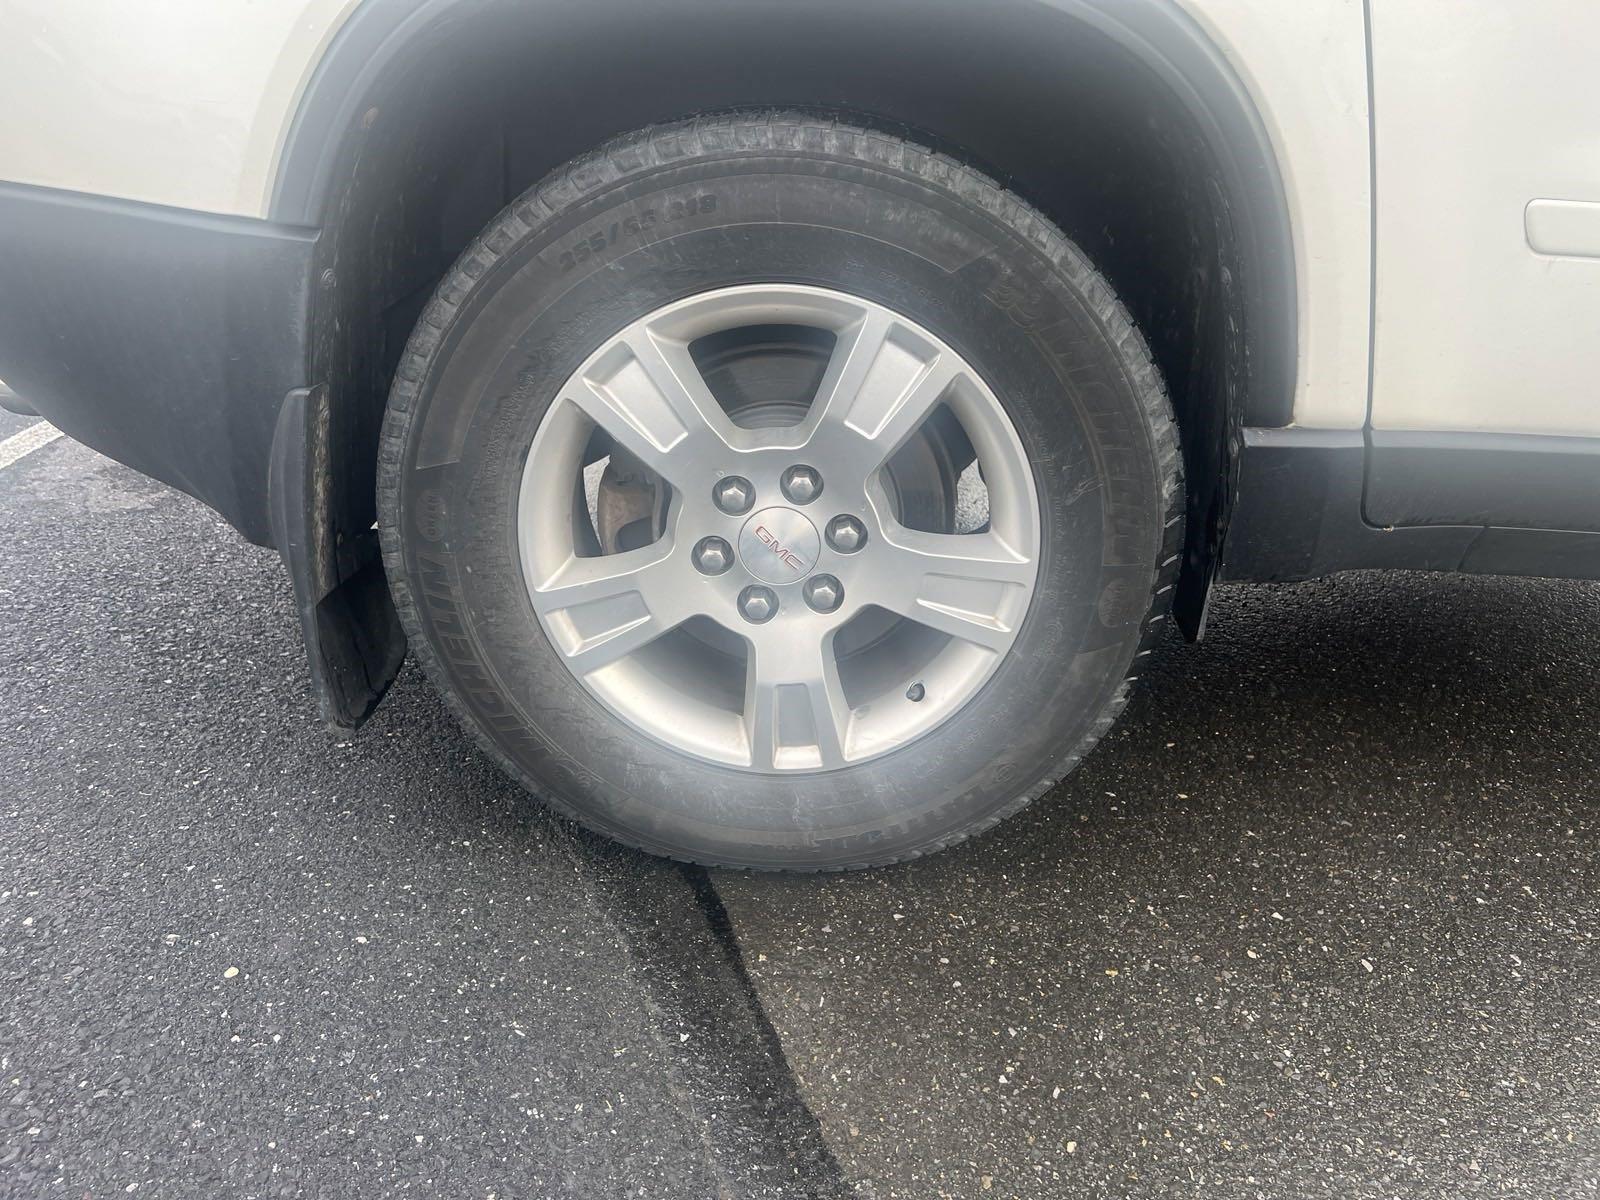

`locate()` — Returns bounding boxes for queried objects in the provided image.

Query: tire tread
[377,111,1185,871]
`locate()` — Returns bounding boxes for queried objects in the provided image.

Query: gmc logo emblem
[755,525,807,572]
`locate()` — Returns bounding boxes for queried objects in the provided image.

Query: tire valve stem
[906,682,926,703]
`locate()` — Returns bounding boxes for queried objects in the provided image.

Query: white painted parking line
[0,421,63,471]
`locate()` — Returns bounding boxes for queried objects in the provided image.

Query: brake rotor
[594,446,668,554]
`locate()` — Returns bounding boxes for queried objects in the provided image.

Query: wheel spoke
[521,283,1044,774]
[563,327,735,487]
[876,529,1035,652]
[807,310,962,463]
[743,633,852,770]
[530,545,690,674]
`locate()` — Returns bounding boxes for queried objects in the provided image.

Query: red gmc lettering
[755,526,806,571]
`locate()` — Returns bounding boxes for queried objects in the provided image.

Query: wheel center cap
[738,507,821,584]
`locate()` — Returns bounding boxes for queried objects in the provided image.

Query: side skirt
[1221,427,1600,584]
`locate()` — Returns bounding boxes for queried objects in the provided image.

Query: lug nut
[803,574,844,614]
[713,476,755,515]
[780,465,823,505]
[825,515,867,554]
[738,585,778,624]
[692,536,733,576]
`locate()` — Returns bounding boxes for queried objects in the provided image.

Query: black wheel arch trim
[269,0,1301,645]
[271,0,1299,409]
[272,0,1297,428]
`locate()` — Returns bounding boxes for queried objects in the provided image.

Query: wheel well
[293,0,1295,667]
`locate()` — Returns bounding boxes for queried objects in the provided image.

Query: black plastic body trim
[1223,427,1600,583]
[0,182,316,546]
[1048,0,1297,431]
[1367,429,1600,532]
[0,181,405,730]
[0,384,35,417]
[269,387,408,731]
[270,0,442,227]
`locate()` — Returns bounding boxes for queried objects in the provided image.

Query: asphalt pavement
[0,431,836,1198]
[721,574,1600,1198]
[1,425,1597,1198]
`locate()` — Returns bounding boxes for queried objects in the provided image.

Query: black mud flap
[268,386,407,734]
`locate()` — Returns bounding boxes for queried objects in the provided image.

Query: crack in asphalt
[574,839,851,1199]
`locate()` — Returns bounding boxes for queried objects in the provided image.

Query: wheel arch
[271,0,1297,727]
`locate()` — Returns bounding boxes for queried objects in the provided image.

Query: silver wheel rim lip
[517,284,1042,774]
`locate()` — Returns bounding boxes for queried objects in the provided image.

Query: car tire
[377,111,1183,870]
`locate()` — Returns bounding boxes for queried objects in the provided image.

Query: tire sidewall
[386,144,1169,867]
